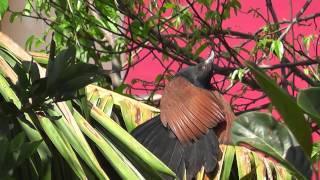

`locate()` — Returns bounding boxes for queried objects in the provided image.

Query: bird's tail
[131,116,222,180]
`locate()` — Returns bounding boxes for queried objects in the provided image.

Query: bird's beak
[204,51,214,64]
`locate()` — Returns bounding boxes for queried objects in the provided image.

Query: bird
[131,52,236,179]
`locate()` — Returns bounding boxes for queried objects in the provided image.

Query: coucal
[132,52,236,179]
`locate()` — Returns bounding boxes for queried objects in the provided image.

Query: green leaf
[73,109,143,180]
[297,87,320,124]
[9,12,20,23]
[25,35,35,51]
[194,43,208,58]
[232,112,311,179]
[23,1,32,16]
[89,104,175,178]
[10,132,26,151]
[246,62,312,156]
[0,138,9,166]
[0,0,8,20]
[16,140,42,166]
[311,141,320,163]
[235,146,252,179]
[47,103,109,180]
[270,40,284,60]
[198,0,212,7]
[38,115,87,179]
[251,152,265,180]
[220,145,235,180]
[174,16,181,28]
[46,46,76,90]
[163,2,175,9]
[302,35,314,50]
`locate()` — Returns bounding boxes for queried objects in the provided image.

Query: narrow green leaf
[38,115,87,180]
[220,145,235,180]
[246,62,312,156]
[89,104,176,178]
[251,153,266,180]
[235,146,252,179]
[118,100,138,132]
[73,109,143,180]
[0,74,52,180]
[47,103,109,180]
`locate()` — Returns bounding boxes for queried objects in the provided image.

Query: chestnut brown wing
[160,77,225,144]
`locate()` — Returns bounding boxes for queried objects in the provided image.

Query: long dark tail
[131,116,222,180]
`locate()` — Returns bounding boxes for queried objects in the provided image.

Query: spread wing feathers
[131,116,222,180]
[160,77,225,143]
[211,91,236,144]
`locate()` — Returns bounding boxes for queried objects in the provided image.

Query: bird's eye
[201,65,206,70]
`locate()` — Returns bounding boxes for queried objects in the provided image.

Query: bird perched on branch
[132,52,236,179]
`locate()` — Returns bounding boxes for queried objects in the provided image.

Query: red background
[125,0,320,177]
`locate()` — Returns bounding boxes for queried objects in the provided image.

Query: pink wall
[126,1,320,177]
[126,0,319,95]
[125,0,319,136]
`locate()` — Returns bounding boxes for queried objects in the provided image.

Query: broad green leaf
[0,0,8,20]
[246,62,312,156]
[297,87,320,124]
[232,111,311,179]
[270,40,284,60]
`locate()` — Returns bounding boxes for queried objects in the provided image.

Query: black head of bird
[178,51,215,89]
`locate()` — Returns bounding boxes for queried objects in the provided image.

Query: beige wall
[1,1,48,48]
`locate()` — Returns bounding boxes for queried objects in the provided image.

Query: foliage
[2,0,320,179]
[1,32,305,179]
[0,0,8,20]
[0,33,174,179]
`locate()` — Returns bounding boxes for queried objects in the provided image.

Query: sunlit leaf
[270,40,284,60]
[0,0,8,20]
